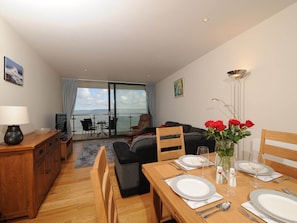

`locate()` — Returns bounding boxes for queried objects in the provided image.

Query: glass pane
[72,87,108,136]
[115,84,148,133]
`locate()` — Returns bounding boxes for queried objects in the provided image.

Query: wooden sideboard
[0,130,61,221]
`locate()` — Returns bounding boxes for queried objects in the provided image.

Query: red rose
[245,120,254,128]
[228,119,241,126]
[213,120,226,131]
[205,120,214,128]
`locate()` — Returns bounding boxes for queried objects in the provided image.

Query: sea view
[71,108,147,134]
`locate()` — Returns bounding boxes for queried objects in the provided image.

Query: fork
[239,208,262,223]
[273,176,291,183]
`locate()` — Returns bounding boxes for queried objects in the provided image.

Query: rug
[75,138,127,168]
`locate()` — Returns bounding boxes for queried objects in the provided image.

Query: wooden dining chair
[156,126,185,223]
[90,146,119,223]
[156,126,186,161]
[259,129,297,178]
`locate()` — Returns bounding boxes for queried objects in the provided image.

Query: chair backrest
[156,126,186,161]
[80,120,89,131]
[259,129,297,178]
[137,114,151,130]
[84,118,94,128]
[109,117,118,130]
[90,146,119,223]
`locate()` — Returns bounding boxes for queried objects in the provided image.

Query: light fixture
[211,98,238,119]
[0,106,29,145]
[227,69,247,79]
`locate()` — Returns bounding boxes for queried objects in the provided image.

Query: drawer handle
[39,149,44,155]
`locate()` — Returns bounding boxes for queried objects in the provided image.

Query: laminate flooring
[7,140,151,223]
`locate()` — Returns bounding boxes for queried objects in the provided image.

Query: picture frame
[174,78,184,97]
[4,56,24,86]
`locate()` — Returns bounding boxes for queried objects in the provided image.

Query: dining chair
[156,126,186,161]
[90,146,119,223]
[156,126,185,223]
[259,129,297,178]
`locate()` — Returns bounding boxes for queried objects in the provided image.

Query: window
[71,81,148,136]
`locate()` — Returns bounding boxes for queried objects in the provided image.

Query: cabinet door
[0,152,28,220]
[34,158,45,210]
[45,135,61,186]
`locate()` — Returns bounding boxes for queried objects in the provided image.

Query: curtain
[62,79,78,134]
[145,84,156,126]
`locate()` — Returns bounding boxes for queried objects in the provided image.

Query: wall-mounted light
[0,106,29,145]
[227,69,247,79]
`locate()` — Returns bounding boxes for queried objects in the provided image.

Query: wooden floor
[8,140,151,223]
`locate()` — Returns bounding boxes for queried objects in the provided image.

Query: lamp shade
[227,69,247,79]
[0,106,29,125]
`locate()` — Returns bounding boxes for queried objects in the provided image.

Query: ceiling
[0,0,296,84]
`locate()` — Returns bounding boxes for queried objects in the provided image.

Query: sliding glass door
[108,82,148,136]
[72,81,148,138]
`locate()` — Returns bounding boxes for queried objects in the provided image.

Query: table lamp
[0,106,29,145]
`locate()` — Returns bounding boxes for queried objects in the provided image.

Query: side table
[60,134,73,161]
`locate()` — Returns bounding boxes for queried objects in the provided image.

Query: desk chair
[90,146,119,223]
[259,129,297,178]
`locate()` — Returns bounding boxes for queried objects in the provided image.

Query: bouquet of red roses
[205,119,254,144]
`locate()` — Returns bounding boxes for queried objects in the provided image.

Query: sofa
[113,121,215,197]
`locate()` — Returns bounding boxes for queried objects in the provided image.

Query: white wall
[0,18,62,142]
[156,3,297,155]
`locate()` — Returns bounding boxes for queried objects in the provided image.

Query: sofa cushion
[130,135,156,153]
[113,142,139,164]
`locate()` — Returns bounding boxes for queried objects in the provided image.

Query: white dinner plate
[178,155,204,167]
[235,160,274,176]
[250,189,297,223]
[170,175,216,201]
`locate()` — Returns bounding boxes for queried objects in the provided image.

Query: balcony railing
[71,113,142,136]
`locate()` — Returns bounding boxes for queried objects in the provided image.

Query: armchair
[129,114,151,136]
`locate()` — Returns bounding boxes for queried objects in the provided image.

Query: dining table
[142,153,297,223]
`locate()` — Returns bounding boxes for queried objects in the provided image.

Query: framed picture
[4,56,24,86]
[174,78,184,97]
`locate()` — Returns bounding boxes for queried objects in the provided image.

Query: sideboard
[0,130,61,221]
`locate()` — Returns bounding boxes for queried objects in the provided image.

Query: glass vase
[215,140,235,173]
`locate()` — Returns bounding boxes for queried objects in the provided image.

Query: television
[55,113,67,139]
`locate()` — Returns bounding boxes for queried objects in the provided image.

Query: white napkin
[249,172,283,182]
[174,159,214,171]
[241,201,279,223]
[165,178,223,209]
[174,159,196,170]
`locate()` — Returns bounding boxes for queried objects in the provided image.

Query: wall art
[4,56,23,86]
[174,77,184,97]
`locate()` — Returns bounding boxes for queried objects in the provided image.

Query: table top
[142,155,297,223]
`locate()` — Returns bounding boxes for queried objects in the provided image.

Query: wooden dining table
[142,154,297,223]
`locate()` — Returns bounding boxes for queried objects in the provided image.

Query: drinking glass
[197,146,209,177]
[248,151,265,188]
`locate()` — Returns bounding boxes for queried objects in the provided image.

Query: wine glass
[248,151,265,188]
[197,146,209,177]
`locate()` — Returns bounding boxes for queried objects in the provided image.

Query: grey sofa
[113,121,215,197]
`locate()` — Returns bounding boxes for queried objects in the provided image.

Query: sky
[74,87,148,111]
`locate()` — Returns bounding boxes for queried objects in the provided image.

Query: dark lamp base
[4,125,24,145]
